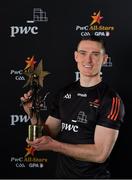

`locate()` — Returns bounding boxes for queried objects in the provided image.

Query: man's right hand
[20,90,37,125]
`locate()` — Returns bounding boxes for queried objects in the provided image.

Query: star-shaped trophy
[22,56,49,141]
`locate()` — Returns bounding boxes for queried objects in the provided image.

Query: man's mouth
[83,64,92,68]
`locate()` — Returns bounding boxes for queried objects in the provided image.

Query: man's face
[74,40,108,77]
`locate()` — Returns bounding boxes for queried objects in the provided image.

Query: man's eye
[80,52,86,55]
[79,51,86,55]
[92,52,100,56]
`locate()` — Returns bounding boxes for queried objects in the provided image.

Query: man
[21,36,125,178]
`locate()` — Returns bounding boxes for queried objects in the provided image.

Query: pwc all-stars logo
[76,10,115,37]
[10,145,48,169]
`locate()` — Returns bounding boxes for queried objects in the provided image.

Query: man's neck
[80,74,102,87]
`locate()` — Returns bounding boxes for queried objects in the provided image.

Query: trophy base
[28,125,44,141]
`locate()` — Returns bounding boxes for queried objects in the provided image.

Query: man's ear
[74,51,78,62]
[103,54,108,65]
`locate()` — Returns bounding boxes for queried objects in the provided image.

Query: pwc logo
[10,8,48,37]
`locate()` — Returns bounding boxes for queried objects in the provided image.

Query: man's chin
[83,72,99,77]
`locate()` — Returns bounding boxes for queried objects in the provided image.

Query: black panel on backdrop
[0,0,131,178]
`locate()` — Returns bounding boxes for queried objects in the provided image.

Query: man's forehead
[78,40,103,50]
[78,40,102,47]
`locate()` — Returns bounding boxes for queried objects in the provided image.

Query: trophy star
[24,56,37,70]
[22,69,33,88]
[23,58,50,88]
[23,76,32,88]
[34,59,50,87]
[38,70,50,87]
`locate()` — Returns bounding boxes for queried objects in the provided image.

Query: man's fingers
[20,92,32,104]
[27,90,33,96]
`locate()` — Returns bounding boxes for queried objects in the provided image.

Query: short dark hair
[76,35,107,52]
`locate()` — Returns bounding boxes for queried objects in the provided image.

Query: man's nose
[84,53,92,62]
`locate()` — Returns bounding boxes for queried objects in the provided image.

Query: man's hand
[20,90,37,124]
[26,136,56,151]
[20,90,32,109]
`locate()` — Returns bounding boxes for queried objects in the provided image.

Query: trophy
[22,56,49,141]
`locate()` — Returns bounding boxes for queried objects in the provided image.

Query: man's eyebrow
[78,50,86,52]
[78,50,101,53]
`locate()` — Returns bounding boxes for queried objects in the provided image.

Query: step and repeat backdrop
[0,0,131,178]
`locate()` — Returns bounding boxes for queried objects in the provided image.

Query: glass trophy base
[28,124,44,141]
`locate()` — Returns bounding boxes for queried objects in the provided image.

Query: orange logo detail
[90,11,103,26]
